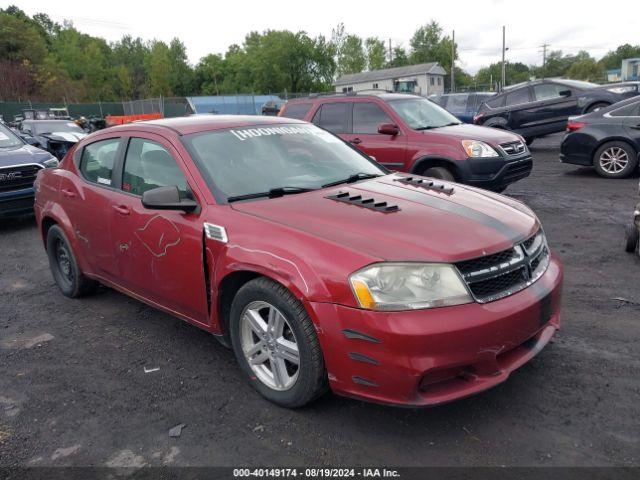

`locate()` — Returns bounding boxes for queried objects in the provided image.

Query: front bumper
[0,188,36,218]
[309,253,563,407]
[457,153,533,190]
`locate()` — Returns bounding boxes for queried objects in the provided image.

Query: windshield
[388,97,462,129]
[183,124,385,201]
[0,123,23,149]
[33,121,84,135]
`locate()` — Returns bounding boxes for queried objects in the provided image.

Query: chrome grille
[0,164,43,193]
[456,230,550,303]
[499,141,526,156]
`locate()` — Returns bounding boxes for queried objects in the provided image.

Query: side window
[122,138,189,198]
[506,88,532,106]
[446,94,468,115]
[281,103,312,120]
[486,95,505,108]
[80,138,120,186]
[314,103,348,133]
[609,102,640,117]
[21,123,32,134]
[533,83,566,101]
[352,102,393,134]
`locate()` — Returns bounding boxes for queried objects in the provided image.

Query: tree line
[1,5,639,103]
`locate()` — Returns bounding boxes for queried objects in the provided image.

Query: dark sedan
[474,79,640,145]
[430,92,495,123]
[560,97,640,178]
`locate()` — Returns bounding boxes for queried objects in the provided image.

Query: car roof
[106,114,308,136]
[286,92,422,103]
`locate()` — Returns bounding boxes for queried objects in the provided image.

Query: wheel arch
[582,101,610,114]
[410,156,462,180]
[591,137,639,163]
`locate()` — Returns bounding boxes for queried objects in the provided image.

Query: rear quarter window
[485,95,505,108]
[280,103,313,120]
[80,138,120,186]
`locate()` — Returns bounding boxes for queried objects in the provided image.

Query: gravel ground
[1,133,639,469]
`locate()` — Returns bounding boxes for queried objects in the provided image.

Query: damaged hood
[38,131,87,143]
[231,173,538,262]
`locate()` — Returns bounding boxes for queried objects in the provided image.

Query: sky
[4,0,640,74]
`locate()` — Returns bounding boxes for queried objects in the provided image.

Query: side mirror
[141,186,198,213]
[559,90,572,98]
[378,123,399,136]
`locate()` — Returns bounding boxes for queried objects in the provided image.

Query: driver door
[108,134,209,324]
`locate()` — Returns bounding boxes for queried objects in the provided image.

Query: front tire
[624,224,639,253]
[421,166,455,182]
[593,141,638,178]
[46,225,98,297]
[229,277,327,408]
[586,102,609,113]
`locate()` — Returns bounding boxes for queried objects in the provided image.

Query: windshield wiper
[227,186,316,203]
[415,122,461,130]
[322,172,383,188]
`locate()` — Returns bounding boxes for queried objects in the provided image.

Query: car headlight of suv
[607,85,637,94]
[461,140,499,158]
[43,158,59,168]
[349,262,473,311]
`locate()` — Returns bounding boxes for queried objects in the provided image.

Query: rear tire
[586,102,609,113]
[229,277,327,408]
[624,224,639,253]
[593,141,638,178]
[421,166,455,182]
[46,225,98,298]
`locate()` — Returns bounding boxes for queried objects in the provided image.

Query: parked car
[560,96,640,178]
[430,92,495,123]
[35,115,562,408]
[474,79,640,144]
[19,119,87,160]
[0,122,59,217]
[280,92,532,192]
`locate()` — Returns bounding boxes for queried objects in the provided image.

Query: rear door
[60,136,124,279]
[108,134,209,324]
[346,100,406,169]
[503,87,534,132]
[529,82,580,134]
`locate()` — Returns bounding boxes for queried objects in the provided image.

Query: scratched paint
[134,215,181,258]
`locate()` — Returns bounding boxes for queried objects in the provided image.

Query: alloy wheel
[239,301,300,391]
[599,147,629,174]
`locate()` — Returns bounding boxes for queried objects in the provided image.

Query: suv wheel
[593,141,638,178]
[46,225,98,297]
[421,166,455,182]
[229,277,327,408]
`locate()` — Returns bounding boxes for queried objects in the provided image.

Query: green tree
[0,12,48,63]
[338,35,366,75]
[146,41,173,96]
[599,44,640,70]
[567,51,603,82]
[387,46,409,67]
[365,37,386,71]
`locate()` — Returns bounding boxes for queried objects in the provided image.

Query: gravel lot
[1,133,639,469]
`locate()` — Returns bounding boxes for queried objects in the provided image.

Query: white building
[333,63,447,96]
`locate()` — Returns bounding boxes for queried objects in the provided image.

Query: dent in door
[134,215,181,257]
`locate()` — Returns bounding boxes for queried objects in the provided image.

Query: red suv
[280,93,532,192]
[34,115,562,408]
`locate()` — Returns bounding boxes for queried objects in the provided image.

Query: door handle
[112,204,130,216]
[61,188,77,198]
[349,138,362,145]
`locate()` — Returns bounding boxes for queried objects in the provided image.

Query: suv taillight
[566,121,585,132]
[473,113,484,124]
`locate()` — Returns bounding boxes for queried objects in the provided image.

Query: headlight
[461,140,499,158]
[349,262,473,311]
[607,86,637,94]
[43,158,59,168]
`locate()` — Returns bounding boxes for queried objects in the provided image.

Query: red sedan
[34,115,563,408]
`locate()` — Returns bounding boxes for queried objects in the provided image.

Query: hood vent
[326,191,400,213]
[395,176,454,195]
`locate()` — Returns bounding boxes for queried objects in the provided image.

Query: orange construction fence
[105,112,163,126]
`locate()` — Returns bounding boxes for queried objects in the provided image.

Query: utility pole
[388,38,393,64]
[451,30,455,93]
[540,43,549,78]
[501,26,506,92]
